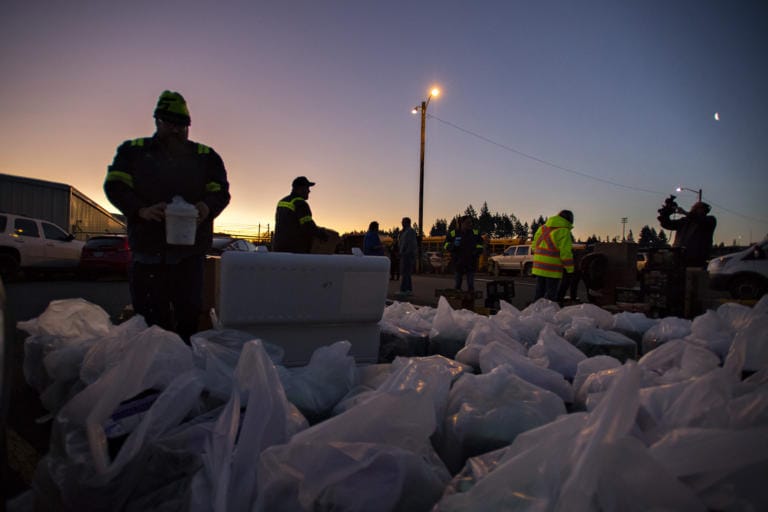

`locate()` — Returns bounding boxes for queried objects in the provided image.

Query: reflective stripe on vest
[532,226,566,278]
[197,143,211,155]
[130,138,145,147]
[105,170,134,187]
[205,181,222,192]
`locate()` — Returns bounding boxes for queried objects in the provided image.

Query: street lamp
[675,186,702,203]
[412,87,440,273]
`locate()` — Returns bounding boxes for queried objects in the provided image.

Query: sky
[2,0,767,245]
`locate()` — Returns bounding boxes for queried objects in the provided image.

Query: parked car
[208,236,259,255]
[0,212,85,278]
[488,244,534,276]
[707,238,768,300]
[79,235,131,278]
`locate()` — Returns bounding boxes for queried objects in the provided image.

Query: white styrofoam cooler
[218,251,390,366]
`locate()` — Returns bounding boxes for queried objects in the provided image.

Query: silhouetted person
[273,176,328,253]
[105,90,230,342]
[658,198,717,268]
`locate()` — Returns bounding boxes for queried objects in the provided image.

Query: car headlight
[707,256,731,272]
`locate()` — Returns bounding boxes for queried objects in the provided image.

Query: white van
[707,238,768,300]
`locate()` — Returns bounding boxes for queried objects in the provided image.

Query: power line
[427,113,768,225]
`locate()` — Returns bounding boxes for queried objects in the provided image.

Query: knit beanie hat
[154,90,191,126]
[558,210,574,224]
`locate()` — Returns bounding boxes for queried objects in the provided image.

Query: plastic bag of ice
[438,364,566,473]
[554,303,614,330]
[733,313,768,372]
[437,363,704,511]
[256,390,450,512]
[649,427,768,511]
[611,311,658,341]
[278,340,356,421]
[455,316,526,368]
[685,310,735,358]
[17,298,112,338]
[638,339,720,384]
[572,356,622,402]
[429,297,476,358]
[479,341,573,403]
[528,324,586,379]
[58,326,195,479]
[641,316,692,354]
[189,340,307,512]
[576,328,638,362]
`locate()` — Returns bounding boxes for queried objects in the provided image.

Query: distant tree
[658,230,669,247]
[530,216,546,236]
[587,234,599,244]
[514,219,527,239]
[496,214,514,237]
[430,218,448,236]
[477,202,494,235]
[626,229,635,243]
[638,225,656,248]
[464,204,478,220]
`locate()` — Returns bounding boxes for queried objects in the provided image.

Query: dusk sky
[2,1,766,245]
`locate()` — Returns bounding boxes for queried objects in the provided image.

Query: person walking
[398,217,417,296]
[104,90,230,342]
[363,221,385,256]
[272,176,327,253]
[443,216,484,292]
[532,210,575,301]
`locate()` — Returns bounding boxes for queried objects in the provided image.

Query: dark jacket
[273,192,320,253]
[444,228,484,271]
[658,211,717,267]
[104,136,230,259]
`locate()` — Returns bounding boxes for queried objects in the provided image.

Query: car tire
[729,275,766,300]
[0,253,20,280]
[523,262,533,277]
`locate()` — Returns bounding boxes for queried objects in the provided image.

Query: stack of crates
[435,289,482,311]
[641,247,686,317]
[484,280,515,311]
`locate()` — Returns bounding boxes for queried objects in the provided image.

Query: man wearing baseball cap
[104,90,230,342]
[273,176,328,253]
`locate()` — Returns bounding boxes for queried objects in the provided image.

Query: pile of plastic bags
[10,294,768,511]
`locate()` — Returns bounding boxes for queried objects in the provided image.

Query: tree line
[381,202,677,249]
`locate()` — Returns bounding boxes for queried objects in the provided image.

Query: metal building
[0,173,125,240]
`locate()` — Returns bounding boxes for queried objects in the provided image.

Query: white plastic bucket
[165,196,198,245]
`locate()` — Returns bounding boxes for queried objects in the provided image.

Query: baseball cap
[292,176,316,188]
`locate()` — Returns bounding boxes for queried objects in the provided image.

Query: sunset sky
[2,1,767,245]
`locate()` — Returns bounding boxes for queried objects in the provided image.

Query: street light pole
[418,99,426,273]
[413,87,439,273]
[676,186,703,203]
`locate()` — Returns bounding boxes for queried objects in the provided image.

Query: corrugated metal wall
[70,191,126,238]
[1,174,125,240]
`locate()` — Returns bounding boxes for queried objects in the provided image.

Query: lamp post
[412,87,440,273]
[675,186,702,203]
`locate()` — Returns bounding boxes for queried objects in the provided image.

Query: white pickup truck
[0,212,85,278]
[487,244,534,276]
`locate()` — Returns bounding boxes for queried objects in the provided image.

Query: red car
[79,235,131,278]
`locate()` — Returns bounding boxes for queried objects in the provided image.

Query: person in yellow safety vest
[444,216,485,291]
[532,210,575,301]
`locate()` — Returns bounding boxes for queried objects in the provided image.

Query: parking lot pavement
[386,273,537,310]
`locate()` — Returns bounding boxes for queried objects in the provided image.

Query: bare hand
[195,202,210,225]
[138,202,167,222]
